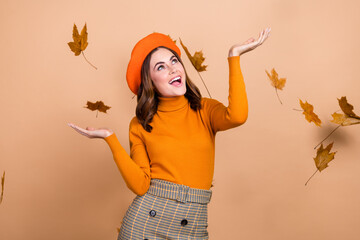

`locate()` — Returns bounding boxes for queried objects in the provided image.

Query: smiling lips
[169,76,182,86]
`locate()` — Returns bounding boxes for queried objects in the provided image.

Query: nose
[168,65,177,75]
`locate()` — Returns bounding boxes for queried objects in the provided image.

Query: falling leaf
[331,112,360,126]
[67,23,97,69]
[167,34,176,44]
[265,68,286,90]
[179,38,212,98]
[330,97,360,126]
[179,38,207,72]
[1,171,4,204]
[265,68,286,104]
[299,99,322,126]
[84,101,111,118]
[305,143,337,185]
[68,23,88,56]
[314,143,337,172]
[338,96,360,118]
[315,97,360,149]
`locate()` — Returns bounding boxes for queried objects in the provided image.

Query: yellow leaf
[313,143,336,172]
[299,99,322,126]
[1,171,5,204]
[179,38,207,72]
[331,112,360,126]
[265,68,286,90]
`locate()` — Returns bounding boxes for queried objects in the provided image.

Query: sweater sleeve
[205,56,248,133]
[104,117,151,195]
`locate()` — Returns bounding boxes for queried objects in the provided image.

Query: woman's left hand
[228,27,271,57]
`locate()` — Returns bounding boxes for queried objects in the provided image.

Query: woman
[68,28,271,239]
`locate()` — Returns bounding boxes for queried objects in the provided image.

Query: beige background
[1,0,360,239]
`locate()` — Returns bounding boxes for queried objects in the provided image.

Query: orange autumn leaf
[265,68,286,104]
[84,101,111,118]
[299,99,322,126]
[167,34,176,44]
[314,143,337,172]
[179,38,207,72]
[67,23,97,69]
[1,171,4,204]
[305,143,337,185]
[265,68,286,90]
[68,23,88,56]
[330,97,360,126]
[338,96,360,118]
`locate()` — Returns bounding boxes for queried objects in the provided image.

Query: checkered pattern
[118,179,211,240]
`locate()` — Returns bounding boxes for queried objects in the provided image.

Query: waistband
[147,179,212,204]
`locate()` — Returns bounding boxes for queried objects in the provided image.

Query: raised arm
[206,28,271,132]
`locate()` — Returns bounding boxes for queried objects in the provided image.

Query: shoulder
[129,116,141,132]
[201,97,223,110]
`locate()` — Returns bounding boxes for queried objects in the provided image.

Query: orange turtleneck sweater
[104,56,248,195]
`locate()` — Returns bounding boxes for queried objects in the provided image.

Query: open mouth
[169,76,182,86]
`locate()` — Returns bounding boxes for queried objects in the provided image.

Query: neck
[157,95,188,112]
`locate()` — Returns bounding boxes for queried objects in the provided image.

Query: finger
[69,124,91,137]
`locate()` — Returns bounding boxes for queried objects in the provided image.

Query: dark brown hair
[136,47,202,132]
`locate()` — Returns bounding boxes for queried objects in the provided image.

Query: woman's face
[149,48,186,98]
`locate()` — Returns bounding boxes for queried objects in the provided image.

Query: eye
[171,58,178,64]
[157,65,164,71]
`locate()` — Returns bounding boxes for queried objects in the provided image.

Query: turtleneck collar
[157,95,188,112]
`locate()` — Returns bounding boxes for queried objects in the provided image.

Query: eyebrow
[153,55,177,70]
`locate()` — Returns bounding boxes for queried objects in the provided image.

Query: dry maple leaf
[179,38,211,98]
[338,96,360,118]
[1,171,5,204]
[167,34,176,44]
[305,143,337,185]
[84,101,111,118]
[265,68,286,104]
[67,23,97,69]
[299,99,322,127]
[179,38,207,72]
[331,112,360,126]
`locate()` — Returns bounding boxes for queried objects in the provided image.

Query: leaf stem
[196,71,212,99]
[82,52,98,70]
[275,87,282,104]
[1,171,5,204]
[314,125,341,149]
[305,168,318,186]
[293,108,302,111]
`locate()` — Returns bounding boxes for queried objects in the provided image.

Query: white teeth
[169,77,181,84]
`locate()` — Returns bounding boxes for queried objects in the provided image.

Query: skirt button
[181,219,188,226]
[149,210,156,217]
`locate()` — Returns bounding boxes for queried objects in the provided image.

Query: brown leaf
[85,101,111,114]
[331,112,360,126]
[68,23,88,56]
[167,34,176,44]
[338,96,360,118]
[179,38,207,72]
[299,99,322,126]
[313,143,336,172]
[265,68,286,90]
[1,171,5,204]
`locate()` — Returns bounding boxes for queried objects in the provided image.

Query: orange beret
[126,32,181,95]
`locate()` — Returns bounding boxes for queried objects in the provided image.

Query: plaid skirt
[118,179,212,240]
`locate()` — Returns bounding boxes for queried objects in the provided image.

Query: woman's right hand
[67,123,114,139]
